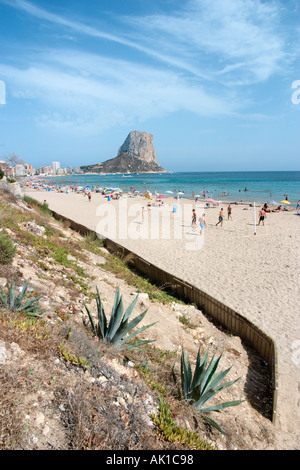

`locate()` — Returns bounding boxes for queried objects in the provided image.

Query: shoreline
[24,171,300,207]
[23,187,300,442]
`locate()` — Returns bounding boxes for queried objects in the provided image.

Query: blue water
[41,171,300,206]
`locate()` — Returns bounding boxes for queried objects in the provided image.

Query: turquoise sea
[42,171,300,206]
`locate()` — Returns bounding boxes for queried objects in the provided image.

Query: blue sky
[0,0,299,171]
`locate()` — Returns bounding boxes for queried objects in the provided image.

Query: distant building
[52,161,61,174]
[38,165,53,175]
[24,164,33,175]
[0,161,10,175]
[56,167,67,175]
[73,167,83,174]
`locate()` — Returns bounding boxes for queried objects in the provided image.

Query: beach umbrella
[194,194,201,198]
[268,200,279,205]
[165,190,173,194]
[280,200,291,205]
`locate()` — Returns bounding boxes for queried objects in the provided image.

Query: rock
[118,131,157,164]
[0,340,8,365]
[80,131,166,174]
[35,412,45,426]
[26,221,46,237]
[0,180,23,197]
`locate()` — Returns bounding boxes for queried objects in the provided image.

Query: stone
[0,180,23,197]
[35,412,45,426]
[117,131,157,164]
[80,130,166,174]
[0,340,8,365]
[26,221,46,237]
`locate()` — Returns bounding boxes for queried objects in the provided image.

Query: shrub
[180,346,244,433]
[0,278,45,317]
[84,286,157,350]
[151,396,215,450]
[0,230,17,265]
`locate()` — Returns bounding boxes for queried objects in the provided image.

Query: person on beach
[297,200,300,215]
[88,192,91,202]
[199,214,207,235]
[191,209,197,227]
[227,204,232,220]
[258,207,266,226]
[216,208,224,227]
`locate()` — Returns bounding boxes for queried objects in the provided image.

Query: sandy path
[24,188,300,445]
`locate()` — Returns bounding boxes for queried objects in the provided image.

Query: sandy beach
[24,187,300,444]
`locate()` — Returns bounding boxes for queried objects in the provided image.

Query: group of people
[191,199,290,231]
[191,209,207,235]
[191,204,234,233]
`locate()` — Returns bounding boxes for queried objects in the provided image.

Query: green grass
[98,251,183,305]
[23,195,53,217]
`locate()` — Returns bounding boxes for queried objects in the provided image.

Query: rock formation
[117,131,157,164]
[80,131,166,174]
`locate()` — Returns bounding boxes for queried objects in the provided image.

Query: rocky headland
[80,131,166,174]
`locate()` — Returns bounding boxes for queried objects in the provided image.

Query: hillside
[81,152,166,174]
[0,189,279,451]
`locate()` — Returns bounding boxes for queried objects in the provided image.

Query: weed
[0,230,16,265]
[151,396,215,450]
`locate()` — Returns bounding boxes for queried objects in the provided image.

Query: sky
[0,0,299,172]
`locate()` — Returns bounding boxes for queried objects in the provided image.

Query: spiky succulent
[84,286,157,350]
[180,346,244,432]
[0,278,45,317]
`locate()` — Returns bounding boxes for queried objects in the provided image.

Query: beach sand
[24,188,300,444]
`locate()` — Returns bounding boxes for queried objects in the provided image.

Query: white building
[52,161,61,174]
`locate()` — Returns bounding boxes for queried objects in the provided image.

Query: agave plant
[84,286,157,350]
[0,278,45,317]
[180,346,244,432]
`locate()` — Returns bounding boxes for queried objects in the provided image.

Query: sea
[40,171,300,206]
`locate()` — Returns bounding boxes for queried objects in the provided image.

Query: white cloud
[1,0,298,135]
[0,49,238,135]
[124,0,291,84]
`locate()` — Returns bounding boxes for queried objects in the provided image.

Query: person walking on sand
[258,207,266,226]
[227,204,232,220]
[191,209,197,227]
[88,192,91,202]
[216,208,224,227]
[199,214,207,235]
